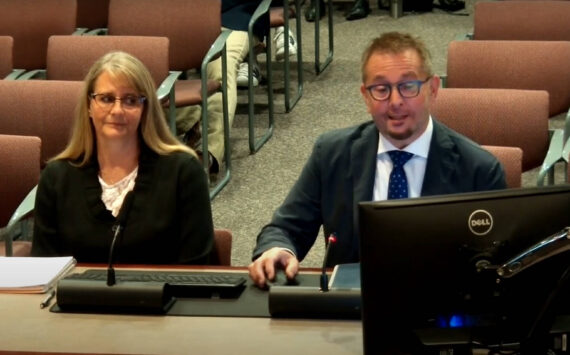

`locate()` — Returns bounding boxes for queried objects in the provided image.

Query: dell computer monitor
[358,185,570,354]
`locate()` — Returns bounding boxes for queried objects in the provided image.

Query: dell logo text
[468,210,493,236]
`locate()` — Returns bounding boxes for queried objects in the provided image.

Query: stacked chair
[431,88,551,186]
[0,80,82,255]
[0,0,79,79]
[443,39,570,184]
[75,0,110,33]
[0,80,83,166]
[481,146,523,189]
[0,36,24,79]
[471,1,570,42]
[45,35,179,131]
[452,0,570,183]
[0,134,41,256]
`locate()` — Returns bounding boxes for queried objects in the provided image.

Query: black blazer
[32,146,214,264]
[252,119,507,266]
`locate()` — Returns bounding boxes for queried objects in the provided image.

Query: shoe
[304,0,325,22]
[236,62,260,88]
[274,26,298,61]
[183,122,201,149]
[346,0,370,21]
[196,150,219,175]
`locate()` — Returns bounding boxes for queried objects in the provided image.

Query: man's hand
[248,247,299,288]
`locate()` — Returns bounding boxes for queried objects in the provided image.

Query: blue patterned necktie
[387,150,414,200]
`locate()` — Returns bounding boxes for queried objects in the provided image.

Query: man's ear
[360,83,372,113]
[429,75,441,99]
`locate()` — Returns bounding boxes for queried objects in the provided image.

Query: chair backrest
[0,80,83,166]
[481,145,523,188]
[0,241,32,257]
[211,228,232,266]
[446,40,570,116]
[431,88,550,172]
[0,0,77,71]
[107,0,221,71]
[473,1,570,41]
[0,36,14,79]
[46,35,170,86]
[0,134,40,227]
[76,0,110,30]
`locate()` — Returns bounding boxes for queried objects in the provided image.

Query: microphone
[320,234,337,292]
[55,190,175,314]
[268,233,361,319]
[107,191,135,286]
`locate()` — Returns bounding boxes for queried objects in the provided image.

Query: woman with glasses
[31,51,214,264]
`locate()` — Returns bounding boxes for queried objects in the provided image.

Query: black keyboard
[63,269,247,298]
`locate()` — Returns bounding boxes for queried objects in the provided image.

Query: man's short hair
[361,32,433,82]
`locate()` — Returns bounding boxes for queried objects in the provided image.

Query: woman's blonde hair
[54,51,194,165]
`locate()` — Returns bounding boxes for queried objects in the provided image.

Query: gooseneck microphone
[107,191,135,286]
[320,234,337,292]
[55,190,175,314]
[268,232,361,319]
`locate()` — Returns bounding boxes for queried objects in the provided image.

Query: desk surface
[0,266,362,355]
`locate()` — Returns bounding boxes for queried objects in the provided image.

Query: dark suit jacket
[252,119,507,266]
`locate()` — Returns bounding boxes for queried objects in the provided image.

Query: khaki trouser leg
[170,30,250,166]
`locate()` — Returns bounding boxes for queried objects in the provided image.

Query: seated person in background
[31,51,214,264]
[174,0,271,175]
[248,32,507,287]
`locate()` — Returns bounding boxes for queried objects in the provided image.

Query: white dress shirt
[373,117,434,201]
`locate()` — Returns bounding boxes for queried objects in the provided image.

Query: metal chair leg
[283,0,303,113]
[248,24,274,153]
[314,0,333,75]
[209,47,231,199]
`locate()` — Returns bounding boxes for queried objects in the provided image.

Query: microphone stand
[320,234,337,292]
[268,234,361,319]
[55,192,175,314]
[106,191,135,286]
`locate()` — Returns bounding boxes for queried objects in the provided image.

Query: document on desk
[0,256,76,293]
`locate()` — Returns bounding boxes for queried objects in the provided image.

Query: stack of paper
[0,256,76,293]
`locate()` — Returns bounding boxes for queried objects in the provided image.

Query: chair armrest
[74,27,89,35]
[200,29,232,74]
[16,69,47,80]
[8,185,37,228]
[563,107,570,145]
[249,0,272,33]
[439,74,447,88]
[157,70,182,102]
[455,33,472,41]
[537,128,565,185]
[84,28,108,36]
[4,69,26,80]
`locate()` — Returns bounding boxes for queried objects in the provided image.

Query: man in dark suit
[248,32,506,287]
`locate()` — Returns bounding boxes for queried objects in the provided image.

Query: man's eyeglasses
[365,77,432,101]
[90,93,146,111]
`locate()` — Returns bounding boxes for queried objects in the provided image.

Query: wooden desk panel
[0,266,362,355]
